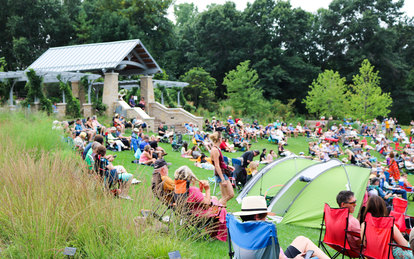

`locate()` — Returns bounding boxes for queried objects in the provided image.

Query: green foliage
[23,69,52,114]
[180,67,217,110]
[0,57,9,103]
[348,59,393,120]
[59,75,81,118]
[270,99,297,122]
[223,60,268,118]
[303,70,348,119]
[0,57,6,72]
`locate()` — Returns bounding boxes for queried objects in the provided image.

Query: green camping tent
[236,156,318,204]
[237,156,370,228]
[270,162,370,228]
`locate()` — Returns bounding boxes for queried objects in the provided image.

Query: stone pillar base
[83,103,94,118]
[8,105,17,111]
[56,103,67,119]
[31,102,40,112]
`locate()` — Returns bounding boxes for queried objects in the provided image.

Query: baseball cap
[153,159,168,169]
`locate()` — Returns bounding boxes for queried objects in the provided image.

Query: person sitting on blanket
[139,145,156,165]
[181,142,192,158]
[195,153,215,170]
[235,196,329,259]
[174,166,227,241]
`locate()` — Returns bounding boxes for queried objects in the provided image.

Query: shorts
[284,245,301,258]
[118,172,133,182]
[215,174,229,183]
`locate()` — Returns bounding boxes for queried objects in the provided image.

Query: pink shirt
[187,186,227,241]
[348,215,361,252]
[139,151,151,163]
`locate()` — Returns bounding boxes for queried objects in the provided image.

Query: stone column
[56,103,67,118]
[83,103,94,118]
[102,72,119,116]
[32,102,41,112]
[71,81,79,98]
[78,81,86,107]
[140,75,155,105]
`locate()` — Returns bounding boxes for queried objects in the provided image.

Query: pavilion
[3,39,203,130]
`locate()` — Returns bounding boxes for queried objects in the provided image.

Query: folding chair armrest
[346,230,361,238]
[389,243,411,250]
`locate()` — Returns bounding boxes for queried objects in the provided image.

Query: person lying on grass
[235,196,329,259]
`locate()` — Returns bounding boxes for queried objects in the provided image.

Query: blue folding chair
[131,138,139,153]
[227,214,280,259]
[223,156,229,165]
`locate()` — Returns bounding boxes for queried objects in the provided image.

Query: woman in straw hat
[235,196,329,259]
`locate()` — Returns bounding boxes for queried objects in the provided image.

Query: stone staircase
[114,100,203,133]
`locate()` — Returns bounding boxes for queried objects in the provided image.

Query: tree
[348,59,392,120]
[223,60,269,117]
[180,67,216,110]
[23,69,53,114]
[60,76,81,118]
[303,70,348,118]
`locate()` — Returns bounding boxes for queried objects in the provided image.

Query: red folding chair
[395,142,402,152]
[361,213,411,259]
[392,197,407,214]
[389,211,406,233]
[318,203,362,259]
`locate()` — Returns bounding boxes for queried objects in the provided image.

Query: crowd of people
[54,113,414,257]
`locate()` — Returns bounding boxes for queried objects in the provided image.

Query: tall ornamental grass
[0,111,191,258]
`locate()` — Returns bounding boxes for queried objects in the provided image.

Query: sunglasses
[345,200,357,205]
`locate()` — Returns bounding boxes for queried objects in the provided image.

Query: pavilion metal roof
[29,39,162,76]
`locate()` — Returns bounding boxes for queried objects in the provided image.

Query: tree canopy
[0,0,413,122]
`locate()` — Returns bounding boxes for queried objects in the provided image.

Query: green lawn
[1,111,413,258]
[108,131,414,257]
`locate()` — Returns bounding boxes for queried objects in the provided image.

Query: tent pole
[342,165,352,191]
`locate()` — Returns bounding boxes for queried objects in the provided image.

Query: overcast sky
[167,0,414,21]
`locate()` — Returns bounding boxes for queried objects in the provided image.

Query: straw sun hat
[234,196,275,216]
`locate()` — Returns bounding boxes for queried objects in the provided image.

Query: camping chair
[392,197,407,214]
[232,158,244,189]
[173,180,225,241]
[131,138,139,153]
[390,197,414,235]
[148,171,175,221]
[361,212,412,259]
[95,155,120,196]
[318,203,362,259]
[227,213,280,259]
[394,142,403,152]
[171,133,183,152]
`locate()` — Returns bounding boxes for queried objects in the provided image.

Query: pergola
[27,39,163,115]
[0,70,100,106]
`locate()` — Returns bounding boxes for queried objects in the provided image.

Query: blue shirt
[139,141,149,151]
[75,123,84,131]
[227,119,235,125]
[82,143,92,160]
[195,134,204,142]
